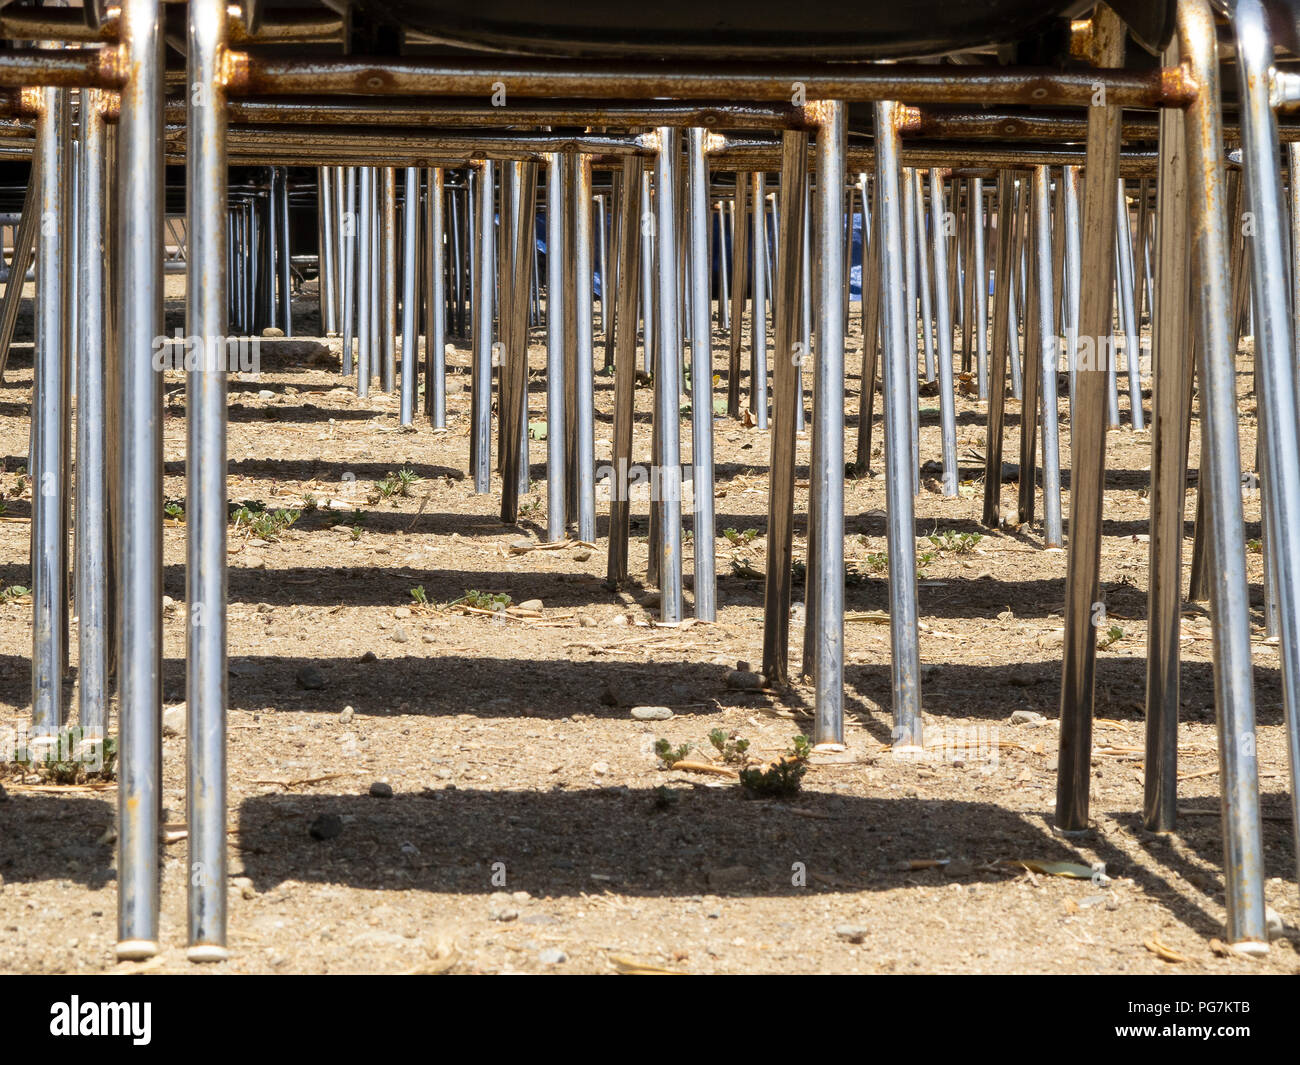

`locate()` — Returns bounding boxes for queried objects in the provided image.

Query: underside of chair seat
[333,0,1175,59]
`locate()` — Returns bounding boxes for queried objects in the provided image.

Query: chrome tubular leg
[983,170,1017,529]
[1032,167,1064,545]
[321,168,337,336]
[1231,0,1298,941]
[654,128,684,622]
[972,177,988,400]
[185,0,229,961]
[640,169,655,374]
[472,160,494,494]
[380,168,397,392]
[425,167,446,427]
[811,103,847,744]
[687,129,717,620]
[902,168,919,481]
[574,156,597,543]
[342,167,356,375]
[76,90,108,740]
[1062,165,1082,420]
[357,167,373,396]
[546,154,568,537]
[400,167,418,426]
[875,101,922,749]
[727,173,750,418]
[116,0,164,960]
[278,168,292,336]
[914,169,935,384]
[31,86,70,739]
[1115,179,1145,430]
[930,168,958,498]
[751,172,768,428]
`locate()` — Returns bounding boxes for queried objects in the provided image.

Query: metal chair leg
[1230,0,1300,941]
[653,128,684,621]
[606,158,642,588]
[185,0,230,962]
[875,101,922,749]
[687,129,717,621]
[115,0,164,961]
[1056,4,1125,834]
[930,168,958,498]
[761,130,809,687]
[810,102,847,745]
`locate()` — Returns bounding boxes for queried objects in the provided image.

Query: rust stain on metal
[1068,19,1094,59]
[1163,63,1198,108]
[894,105,923,134]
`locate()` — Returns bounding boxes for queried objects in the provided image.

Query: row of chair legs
[8,0,1299,960]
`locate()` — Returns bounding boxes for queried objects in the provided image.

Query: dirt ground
[0,276,1296,975]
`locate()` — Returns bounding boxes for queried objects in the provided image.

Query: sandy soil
[0,281,1296,975]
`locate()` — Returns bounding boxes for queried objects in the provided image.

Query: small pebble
[538,948,567,965]
[1008,709,1046,726]
[835,924,869,944]
[339,705,354,723]
[489,893,519,922]
[631,706,674,721]
[369,781,394,799]
[517,599,544,612]
[309,813,344,841]
[392,626,409,644]
[296,664,328,691]
[161,702,187,737]
[725,669,764,691]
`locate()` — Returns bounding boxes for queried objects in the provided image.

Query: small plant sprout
[456,589,512,611]
[1,584,31,603]
[410,586,429,607]
[738,734,811,799]
[654,739,692,768]
[230,504,299,541]
[301,493,318,512]
[723,527,760,546]
[376,467,422,500]
[1098,624,1125,649]
[927,530,982,555]
[708,728,751,765]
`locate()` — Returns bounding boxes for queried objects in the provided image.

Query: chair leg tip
[114,939,159,961]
